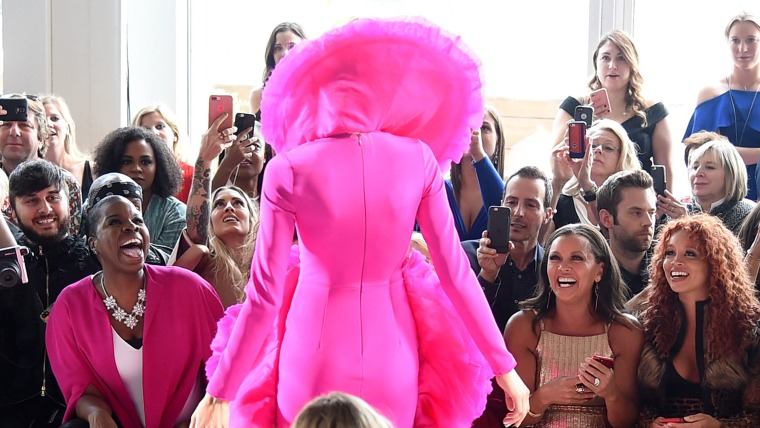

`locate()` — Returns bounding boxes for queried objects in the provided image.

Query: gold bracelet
[528,409,543,418]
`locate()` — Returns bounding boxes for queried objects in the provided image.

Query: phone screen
[568,121,586,159]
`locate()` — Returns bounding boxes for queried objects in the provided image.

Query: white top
[112,328,146,426]
[112,328,203,427]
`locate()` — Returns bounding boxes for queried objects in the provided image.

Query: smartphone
[487,206,511,254]
[208,95,234,130]
[574,105,594,127]
[568,120,586,159]
[592,355,614,369]
[589,88,611,115]
[233,113,256,139]
[0,97,29,122]
[651,165,667,196]
[659,418,686,424]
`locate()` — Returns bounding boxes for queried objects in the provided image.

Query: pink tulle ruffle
[403,249,493,427]
[260,16,485,173]
[205,245,302,427]
[206,246,492,427]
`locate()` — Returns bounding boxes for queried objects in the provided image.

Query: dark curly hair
[92,126,182,198]
[643,214,760,363]
[522,224,631,330]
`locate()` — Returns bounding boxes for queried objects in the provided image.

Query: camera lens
[0,263,20,288]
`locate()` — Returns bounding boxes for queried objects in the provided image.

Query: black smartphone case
[1,98,28,122]
[487,206,511,253]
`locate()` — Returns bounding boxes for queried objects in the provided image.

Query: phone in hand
[589,88,611,115]
[574,105,594,127]
[0,97,29,122]
[233,113,257,139]
[659,417,686,424]
[651,165,667,196]
[208,95,234,130]
[487,206,511,254]
[592,355,614,369]
[568,120,587,159]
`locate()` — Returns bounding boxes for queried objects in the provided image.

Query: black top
[81,159,94,200]
[618,250,650,299]
[560,96,669,172]
[462,240,544,333]
[553,194,582,230]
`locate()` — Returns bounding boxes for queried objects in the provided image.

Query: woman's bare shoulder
[695,79,728,105]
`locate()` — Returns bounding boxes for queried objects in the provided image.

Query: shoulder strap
[531,309,545,331]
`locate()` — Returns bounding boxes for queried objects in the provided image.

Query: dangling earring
[547,289,553,309]
[593,281,599,312]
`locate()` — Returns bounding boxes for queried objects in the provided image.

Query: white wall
[2,0,187,154]
[126,0,188,135]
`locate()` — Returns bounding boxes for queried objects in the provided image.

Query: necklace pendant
[124,315,139,329]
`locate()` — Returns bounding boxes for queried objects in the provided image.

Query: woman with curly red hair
[638,214,760,426]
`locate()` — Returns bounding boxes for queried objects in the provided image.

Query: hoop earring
[593,281,599,312]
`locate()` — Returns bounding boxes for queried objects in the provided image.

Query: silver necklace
[100,272,146,329]
[727,75,760,147]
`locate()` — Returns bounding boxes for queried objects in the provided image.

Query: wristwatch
[582,184,598,202]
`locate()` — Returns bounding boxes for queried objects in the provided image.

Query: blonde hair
[564,118,641,195]
[40,95,85,160]
[725,11,760,37]
[688,139,748,202]
[208,185,258,302]
[292,392,394,428]
[131,104,185,161]
[409,232,432,264]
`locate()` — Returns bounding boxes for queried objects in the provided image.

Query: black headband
[90,182,143,207]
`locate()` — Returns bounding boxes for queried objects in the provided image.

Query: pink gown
[207,132,516,426]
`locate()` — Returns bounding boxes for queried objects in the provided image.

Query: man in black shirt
[597,169,656,300]
[463,166,553,332]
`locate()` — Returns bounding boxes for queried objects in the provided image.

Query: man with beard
[462,166,553,333]
[597,169,656,299]
[0,159,99,427]
[0,95,83,234]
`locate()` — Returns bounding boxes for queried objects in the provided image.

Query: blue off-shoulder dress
[684,91,760,201]
[444,156,505,241]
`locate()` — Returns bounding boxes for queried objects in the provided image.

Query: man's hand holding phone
[477,230,512,283]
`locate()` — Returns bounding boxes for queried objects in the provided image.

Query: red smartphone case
[659,417,686,423]
[208,95,234,130]
[592,355,614,369]
[568,121,586,159]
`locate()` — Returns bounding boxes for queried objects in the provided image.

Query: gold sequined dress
[534,318,612,427]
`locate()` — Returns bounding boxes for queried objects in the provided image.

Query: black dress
[560,96,669,173]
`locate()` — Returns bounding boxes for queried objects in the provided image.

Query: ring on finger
[575,386,585,394]
[594,377,601,387]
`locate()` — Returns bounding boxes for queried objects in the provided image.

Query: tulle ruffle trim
[261,16,485,173]
[204,247,492,426]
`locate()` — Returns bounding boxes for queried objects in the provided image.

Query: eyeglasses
[590,143,620,154]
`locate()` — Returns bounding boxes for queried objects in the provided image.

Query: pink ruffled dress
[205,17,517,427]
